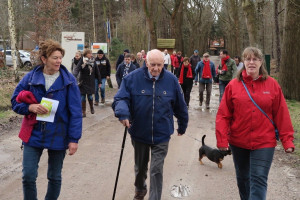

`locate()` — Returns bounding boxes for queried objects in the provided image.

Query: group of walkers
[11,38,295,200]
[70,49,111,117]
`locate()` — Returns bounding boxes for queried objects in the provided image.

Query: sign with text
[91,43,108,54]
[61,32,85,71]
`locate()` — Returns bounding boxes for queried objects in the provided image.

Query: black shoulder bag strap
[241,80,280,141]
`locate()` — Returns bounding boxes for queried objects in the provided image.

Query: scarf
[73,57,80,65]
[179,63,193,84]
[221,55,230,71]
[202,60,212,78]
[123,63,130,77]
[16,90,38,142]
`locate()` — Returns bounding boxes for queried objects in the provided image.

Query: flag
[107,19,111,43]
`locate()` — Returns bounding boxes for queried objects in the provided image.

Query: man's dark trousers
[131,139,169,200]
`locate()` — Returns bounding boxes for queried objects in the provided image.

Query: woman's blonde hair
[236,47,268,81]
[39,39,65,64]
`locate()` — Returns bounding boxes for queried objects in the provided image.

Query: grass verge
[287,99,300,156]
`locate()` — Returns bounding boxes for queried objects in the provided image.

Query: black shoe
[133,189,147,200]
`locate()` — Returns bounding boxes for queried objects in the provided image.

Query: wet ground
[0,56,299,199]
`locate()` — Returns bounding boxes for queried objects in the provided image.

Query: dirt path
[0,57,299,199]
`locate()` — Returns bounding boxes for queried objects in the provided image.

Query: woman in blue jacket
[11,39,82,200]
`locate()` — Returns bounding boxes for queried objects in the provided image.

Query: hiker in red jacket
[216,47,294,200]
[178,57,195,107]
[174,51,183,78]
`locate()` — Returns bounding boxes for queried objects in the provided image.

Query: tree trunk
[242,0,259,47]
[274,0,281,71]
[92,0,96,42]
[162,0,184,51]
[142,0,157,49]
[229,0,241,56]
[7,0,17,71]
[279,0,300,100]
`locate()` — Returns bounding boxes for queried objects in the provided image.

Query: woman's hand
[28,104,49,115]
[68,142,78,155]
[219,147,229,151]
[285,148,294,153]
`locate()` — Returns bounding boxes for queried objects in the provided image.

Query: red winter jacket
[216,70,294,151]
[16,90,38,142]
[171,54,176,66]
[173,56,183,68]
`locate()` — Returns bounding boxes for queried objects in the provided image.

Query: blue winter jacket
[112,67,189,144]
[195,60,216,83]
[116,62,136,88]
[11,65,82,150]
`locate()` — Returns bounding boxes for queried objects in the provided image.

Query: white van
[1,50,32,68]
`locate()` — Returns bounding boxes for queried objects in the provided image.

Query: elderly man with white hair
[112,49,189,200]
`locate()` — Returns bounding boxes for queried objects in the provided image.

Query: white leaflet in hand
[36,97,59,123]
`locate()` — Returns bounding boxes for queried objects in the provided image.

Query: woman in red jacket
[173,51,183,78]
[216,47,294,200]
[170,50,177,74]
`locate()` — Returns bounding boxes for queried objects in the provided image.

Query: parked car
[1,50,32,68]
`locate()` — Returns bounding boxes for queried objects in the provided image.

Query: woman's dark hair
[130,54,136,60]
[183,57,189,62]
[234,56,241,63]
[236,47,268,81]
[221,49,229,55]
[39,39,65,64]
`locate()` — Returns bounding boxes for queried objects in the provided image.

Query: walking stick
[112,126,128,200]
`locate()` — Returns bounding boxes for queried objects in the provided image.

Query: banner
[91,43,108,54]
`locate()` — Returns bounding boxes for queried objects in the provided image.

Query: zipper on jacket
[41,121,46,132]
[152,81,156,144]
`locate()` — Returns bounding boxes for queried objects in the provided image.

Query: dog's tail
[202,135,206,146]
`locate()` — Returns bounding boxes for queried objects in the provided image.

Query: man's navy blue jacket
[112,67,188,144]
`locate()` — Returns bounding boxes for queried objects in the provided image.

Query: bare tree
[241,0,259,47]
[142,0,158,49]
[160,0,184,51]
[279,0,300,100]
[7,0,17,70]
[274,0,281,71]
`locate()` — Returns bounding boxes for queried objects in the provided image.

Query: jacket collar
[143,66,165,81]
[95,55,106,61]
[241,70,262,83]
[29,65,74,89]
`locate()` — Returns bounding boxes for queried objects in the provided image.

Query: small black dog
[199,135,231,169]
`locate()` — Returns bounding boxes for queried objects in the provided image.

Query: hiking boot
[206,104,210,109]
[88,100,95,114]
[82,101,86,117]
[94,101,99,106]
[133,189,147,200]
[101,98,105,104]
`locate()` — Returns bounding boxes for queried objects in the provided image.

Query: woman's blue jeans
[219,80,230,102]
[95,78,106,102]
[230,145,275,200]
[22,145,66,200]
[81,94,93,102]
